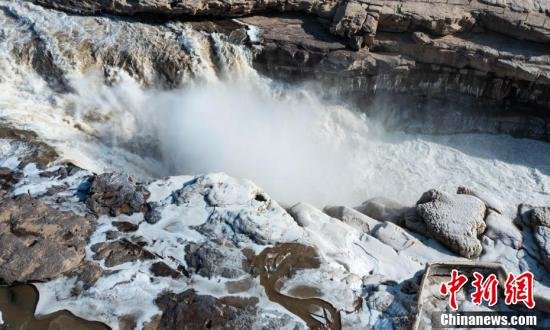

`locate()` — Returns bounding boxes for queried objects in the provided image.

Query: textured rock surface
[416,189,487,258]
[91,239,155,267]
[0,126,58,168]
[246,14,550,140]
[33,0,550,45]
[534,226,550,272]
[0,195,93,283]
[457,186,506,214]
[0,133,549,329]
[86,173,150,216]
[324,205,379,233]
[33,0,340,17]
[4,1,550,140]
[1,1,550,329]
[184,241,248,279]
[154,290,259,330]
[531,207,550,228]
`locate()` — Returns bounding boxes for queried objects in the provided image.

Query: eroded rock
[531,207,550,228]
[324,205,379,233]
[184,241,248,279]
[0,126,58,168]
[0,167,21,190]
[534,226,550,272]
[150,262,185,279]
[154,290,259,330]
[86,173,150,216]
[457,186,506,214]
[0,195,93,283]
[355,197,408,226]
[415,189,486,258]
[91,239,155,267]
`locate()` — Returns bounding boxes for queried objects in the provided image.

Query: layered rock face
[4,0,550,140]
[245,7,550,139]
[32,0,550,139]
[32,0,340,17]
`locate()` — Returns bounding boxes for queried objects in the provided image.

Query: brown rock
[112,221,139,232]
[0,195,94,284]
[150,262,184,279]
[154,290,258,330]
[91,239,155,267]
[0,126,58,168]
[86,173,150,217]
[0,167,21,190]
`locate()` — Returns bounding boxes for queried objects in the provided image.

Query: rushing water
[0,1,549,213]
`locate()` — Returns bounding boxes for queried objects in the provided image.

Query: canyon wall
[31,0,550,139]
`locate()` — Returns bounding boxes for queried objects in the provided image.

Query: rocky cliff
[30,0,550,140]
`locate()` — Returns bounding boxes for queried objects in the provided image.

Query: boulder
[184,241,248,279]
[517,203,534,227]
[355,197,408,226]
[403,207,427,236]
[0,167,20,190]
[371,221,417,252]
[457,186,506,214]
[150,262,186,279]
[323,205,380,233]
[112,221,139,232]
[416,189,486,258]
[530,207,550,228]
[86,173,150,216]
[0,195,93,283]
[484,210,522,249]
[91,239,155,267]
[534,226,550,272]
[154,290,259,330]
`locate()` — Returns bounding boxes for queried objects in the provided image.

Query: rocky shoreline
[1,124,550,329]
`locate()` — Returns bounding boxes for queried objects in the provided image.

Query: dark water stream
[0,285,108,330]
[253,243,342,329]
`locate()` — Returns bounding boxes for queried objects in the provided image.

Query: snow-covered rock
[323,205,379,233]
[531,207,550,228]
[484,210,523,249]
[415,189,487,258]
[355,197,408,226]
[534,226,550,272]
[457,186,506,215]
